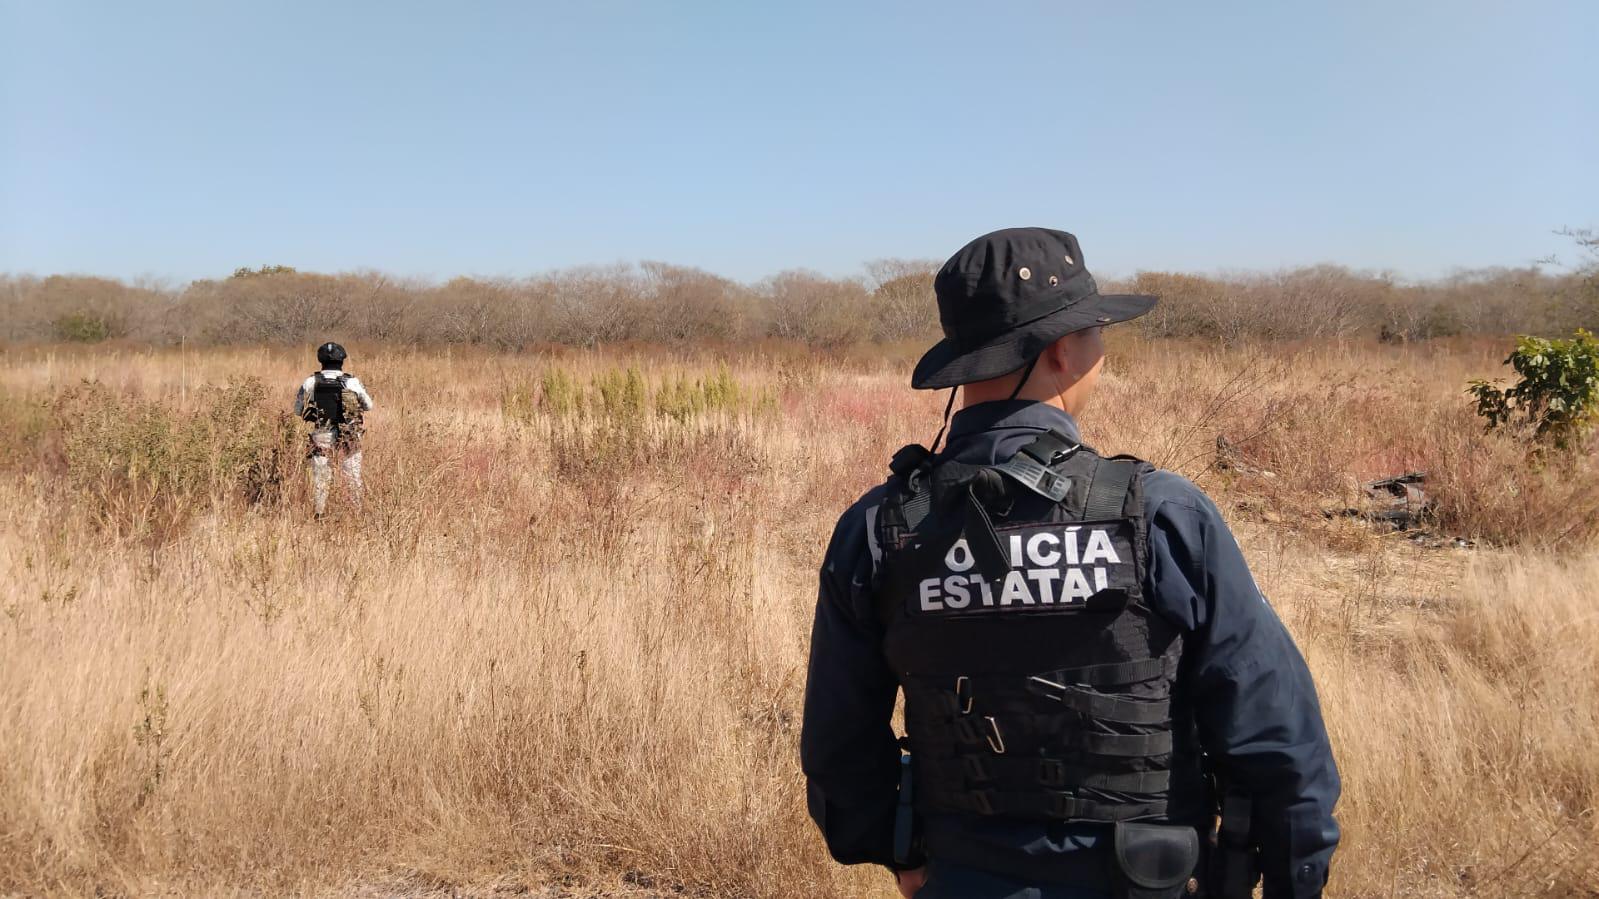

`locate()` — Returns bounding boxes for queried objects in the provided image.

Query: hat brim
[910,293,1156,390]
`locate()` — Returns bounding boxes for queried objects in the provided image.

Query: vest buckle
[1027,675,1067,702]
[955,675,974,715]
[983,716,1006,754]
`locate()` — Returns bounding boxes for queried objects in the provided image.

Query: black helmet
[316,341,348,368]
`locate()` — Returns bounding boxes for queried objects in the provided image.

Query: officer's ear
[1040,335,1073,375]
[1056,328,1107,379]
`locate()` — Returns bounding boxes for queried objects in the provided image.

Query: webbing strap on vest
[907,670,1174,726]
[1024,680,1172,724]
[917,686,1170,726]
[903,657,1175,702]
[1032,656,1177,688]
[917,718,1174,757]
[917,757,1172,794]
[1085,457,1136,520]
[962,475,1011,580]
[931,788,1168,821]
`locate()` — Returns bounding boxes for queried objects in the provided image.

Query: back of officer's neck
[960,380,1074,416]
[959,396,1074,424]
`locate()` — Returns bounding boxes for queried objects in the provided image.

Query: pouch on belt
[1110,822,1200,899]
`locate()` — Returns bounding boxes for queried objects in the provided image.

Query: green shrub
[54,312,113,343]
[515,363,775,427]
[653,376,702,423]
[539,367,580,417]
[51,377,302,529]
[591,366,648,420]
[654,363,775,422]
[701,363,739,411]
[1469,330,1599,449]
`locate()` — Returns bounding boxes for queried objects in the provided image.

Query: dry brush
[0,341,1595,897]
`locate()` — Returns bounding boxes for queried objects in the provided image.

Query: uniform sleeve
[345,376,375,410]
[799,489,906,869]
[293,377,312,416]
[1145,485,1341,899]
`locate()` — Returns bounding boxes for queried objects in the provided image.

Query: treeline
[2,259,1594,348]
[1124,265,1595,342]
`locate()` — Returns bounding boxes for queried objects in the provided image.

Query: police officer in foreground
[801,228,1339,899]
[293,341,374,518]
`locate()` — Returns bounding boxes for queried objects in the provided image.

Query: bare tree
[761,270,869,347]
[864,258,939,342]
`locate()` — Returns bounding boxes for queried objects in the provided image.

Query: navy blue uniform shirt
[801,401,1340,898]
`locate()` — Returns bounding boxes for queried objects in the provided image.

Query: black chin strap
[1008,355,1041,401]
[930,356,1039,455]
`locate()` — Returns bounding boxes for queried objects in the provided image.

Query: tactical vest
[306,372,358,431]
[876,429,1202,826]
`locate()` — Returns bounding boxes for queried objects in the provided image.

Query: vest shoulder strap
[882,444,935,533]
[889,443,931,479]
[1016,429,1078,465]
[1083,456,1139,520]
[991,429,1080,501]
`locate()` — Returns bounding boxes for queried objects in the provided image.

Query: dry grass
[1,340,1596,898]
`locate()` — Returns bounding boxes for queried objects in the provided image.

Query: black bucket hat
[912,228,1157,390]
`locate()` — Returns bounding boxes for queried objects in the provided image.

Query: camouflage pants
[308,428,362,515]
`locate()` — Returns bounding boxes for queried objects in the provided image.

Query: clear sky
[2,1,1595,284]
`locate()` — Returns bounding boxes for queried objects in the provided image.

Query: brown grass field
[1,338,1596,898]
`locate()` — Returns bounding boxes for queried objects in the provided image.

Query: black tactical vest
[876,430,1203,826]
[306,372,356,430]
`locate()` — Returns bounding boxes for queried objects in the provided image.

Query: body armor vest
[876,430,1202,826]
[306,372,358,431]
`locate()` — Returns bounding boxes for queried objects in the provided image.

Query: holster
[892,751,918,867]
[1109,822,1200,899]
[1209,793,1260,899]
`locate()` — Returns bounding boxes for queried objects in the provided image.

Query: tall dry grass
[1,340,1596,897]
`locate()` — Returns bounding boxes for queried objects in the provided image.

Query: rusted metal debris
[1362,471,1430,528]
[1340,471,1475,548]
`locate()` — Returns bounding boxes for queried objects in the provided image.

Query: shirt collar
[944,400,1081,445]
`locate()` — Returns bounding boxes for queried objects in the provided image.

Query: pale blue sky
[2,1,1595,284]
